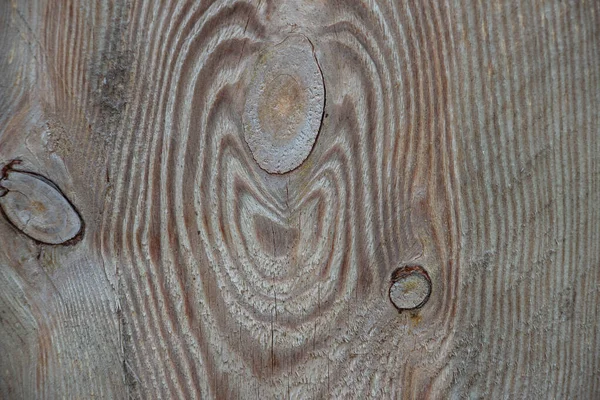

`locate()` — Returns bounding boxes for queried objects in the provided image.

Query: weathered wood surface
[1,0,599,398]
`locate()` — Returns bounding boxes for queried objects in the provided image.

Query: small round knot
[389,265,431,311]
[0,164,83,245]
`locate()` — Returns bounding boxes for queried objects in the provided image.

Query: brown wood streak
[0,0,599,399]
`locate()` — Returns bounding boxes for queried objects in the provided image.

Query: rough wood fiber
[0,0,599,399]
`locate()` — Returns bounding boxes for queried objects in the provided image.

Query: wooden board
[1,0,599,398]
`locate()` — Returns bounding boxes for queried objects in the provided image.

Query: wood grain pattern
[0,0,599,398]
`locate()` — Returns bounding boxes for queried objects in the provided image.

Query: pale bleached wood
[0,0,599,399]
